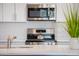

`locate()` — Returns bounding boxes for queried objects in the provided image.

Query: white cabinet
[56,3,74,22]
[3,3,15,22]
[57,3,66,22]
[0,4,3,21]
[15,3,26,22]
[0,3,27,22]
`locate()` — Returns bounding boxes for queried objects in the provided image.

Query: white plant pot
[70,38,79,49]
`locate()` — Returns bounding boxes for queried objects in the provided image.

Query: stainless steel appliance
[27,4,56,21]
[25,28,57,45]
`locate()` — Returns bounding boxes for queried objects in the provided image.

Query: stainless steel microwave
[27,4,56,21]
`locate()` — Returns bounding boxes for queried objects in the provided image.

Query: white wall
[0,22,54,42]
[0,22,70,45]
[0,23,26,42]
[55,22,70,42]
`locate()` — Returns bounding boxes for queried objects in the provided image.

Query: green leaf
[64,4,79,38]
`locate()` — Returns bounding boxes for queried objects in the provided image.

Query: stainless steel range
[25,28,57,45]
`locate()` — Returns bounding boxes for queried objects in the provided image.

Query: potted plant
[64,5,79,49]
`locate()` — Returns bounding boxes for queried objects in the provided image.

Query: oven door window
[28,8,48,18]
[40,8,48,18]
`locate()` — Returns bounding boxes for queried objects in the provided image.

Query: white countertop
[0,45,79,55]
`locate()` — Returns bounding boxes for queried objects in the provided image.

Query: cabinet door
[3,3,15,22]
[15,3,26,22]
[57,3,68,22]
[0,4,3,22]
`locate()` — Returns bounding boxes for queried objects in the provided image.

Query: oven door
[28,8,48,21]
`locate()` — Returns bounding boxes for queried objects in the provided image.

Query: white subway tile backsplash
[0,22,70,46]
